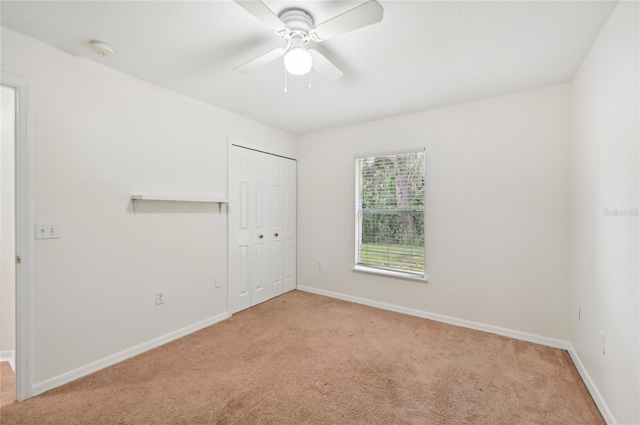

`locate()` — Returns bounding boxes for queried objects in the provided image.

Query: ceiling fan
[233,0,384,81]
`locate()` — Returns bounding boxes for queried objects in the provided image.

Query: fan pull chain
[284,68,288,93]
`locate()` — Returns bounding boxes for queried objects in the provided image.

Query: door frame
[2,73,35,401]
[226,138,296,314]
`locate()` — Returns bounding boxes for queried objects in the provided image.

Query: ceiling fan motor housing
[280,9,313,46]
[280,9,313,32]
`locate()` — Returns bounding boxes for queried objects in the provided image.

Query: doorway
[1,73,34,402]
[1,84,17,406]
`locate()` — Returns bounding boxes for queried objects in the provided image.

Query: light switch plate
[35,223,60,239]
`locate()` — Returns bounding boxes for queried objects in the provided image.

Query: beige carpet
[1,362,16,408]
[0,291,603,424]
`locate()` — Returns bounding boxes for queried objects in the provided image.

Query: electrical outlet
[156,291,165,305]
[599,332,606,354]
[318,261,323,270]
[214,276,222,289]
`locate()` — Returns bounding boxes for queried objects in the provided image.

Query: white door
[281,158,296,293]
[250,153,271,306]
[269,158,283,299]
[229,145,296,314]
[229,147,252,313]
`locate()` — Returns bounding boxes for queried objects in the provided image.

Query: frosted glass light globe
[284,48,313,76]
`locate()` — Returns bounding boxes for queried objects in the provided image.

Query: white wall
[1,86,16,355]
[298,85,572,341]
[0,28,296,385]
[570,1,639,423]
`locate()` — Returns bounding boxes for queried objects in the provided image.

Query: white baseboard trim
[0,350,16,373]
[33,312,230,396]
[297,286,569,349]
[567,344,616,425]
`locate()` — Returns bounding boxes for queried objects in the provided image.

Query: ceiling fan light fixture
[284,47,313,76]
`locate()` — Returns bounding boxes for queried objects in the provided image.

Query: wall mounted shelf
[131,195,229,214]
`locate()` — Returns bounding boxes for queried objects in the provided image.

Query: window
[354,150,425,278]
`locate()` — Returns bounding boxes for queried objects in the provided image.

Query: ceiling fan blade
[308,50,343,81]
[311,0,383,42]
[234,48,286,74]
[234,1,287,33]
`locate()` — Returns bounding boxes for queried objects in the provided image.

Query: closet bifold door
[229,146,296,314]
[229,146,252,314]
[250,151,270,307]
[281,158,296,293]
[269,157,284,299]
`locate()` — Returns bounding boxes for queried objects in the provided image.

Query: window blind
[355,151,425,275]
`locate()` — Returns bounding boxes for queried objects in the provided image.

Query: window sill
[351,265,428,283]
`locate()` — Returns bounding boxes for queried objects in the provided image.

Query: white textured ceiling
[1,1,616,135]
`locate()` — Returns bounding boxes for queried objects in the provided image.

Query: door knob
[258,234,264,239]
[274,233,279,237]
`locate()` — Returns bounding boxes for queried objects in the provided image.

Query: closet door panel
[229,148,252,313]
[250,153,271,306]
[282,159,297,293]
[270,158,284,297]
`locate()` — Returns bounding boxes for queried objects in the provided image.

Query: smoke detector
[89,41,115,57]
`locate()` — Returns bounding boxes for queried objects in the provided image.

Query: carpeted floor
[1,362,16,408]
[0,291,603,424]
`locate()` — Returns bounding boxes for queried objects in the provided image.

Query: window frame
[352,148,428,282]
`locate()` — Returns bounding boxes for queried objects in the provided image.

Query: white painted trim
[567,344,617,425]
[2,72,35,401]
[32,312,230,396]
[227,138,232,315]
[297,286,569,349]
[0,350,16,373]
[352,265,428,282]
